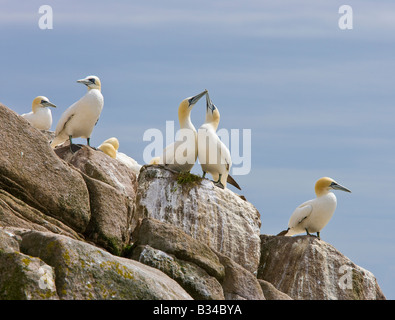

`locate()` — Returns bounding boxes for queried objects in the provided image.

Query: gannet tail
[227,174,241,190]
[277,228,290,236]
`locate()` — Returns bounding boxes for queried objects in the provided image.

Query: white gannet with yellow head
[21,96,56,130]
[278,177,351,239]
[197,92,240,190]
[154,89,207,172]
[98,137,142,175]
[51,75,104,151]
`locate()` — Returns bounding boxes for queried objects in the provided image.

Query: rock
[0,189,82,240]
[132,244,225,300]
[0,228,58,300]
[54,145,138,254]
[0,103,387,301]
[258,235,386,300]
[215,251,265,300]
[18,229,192,300]
[131,219,265,300]
[0,227,22,253]
[82,176,133,255]
[54,145,138,201]
[0,103,91,233]
[132,218,225,281]
[258,279,292,300]
[134,165,262,274]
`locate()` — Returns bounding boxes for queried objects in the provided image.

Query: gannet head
[315,177,351,197]
[77,75,101,91]
[98,142,117,159]
[32,96,56,113]
[205,91,220,128]
[101,137,119,151]
[178,89,208,122]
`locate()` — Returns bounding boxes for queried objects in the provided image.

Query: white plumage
[278,177,351,239]
[21,96,56,131]
[197,92,232,189]
[51,75,103,149]
[154,90,207,172]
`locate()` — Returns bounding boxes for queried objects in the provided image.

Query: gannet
[197,92,240,190]
[21,96,56,130]
[156,89,207,172]
[50,75,104,151]
[98,137,142,175]
[277,177,351,239]
[98,142,117,159]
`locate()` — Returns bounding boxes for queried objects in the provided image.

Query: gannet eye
[89,78,96,84]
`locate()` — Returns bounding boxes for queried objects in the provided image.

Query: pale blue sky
[1,0,394,299]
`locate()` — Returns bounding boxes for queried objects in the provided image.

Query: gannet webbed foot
[214,181,225,189]
[305,228,320,239]
[213,173,224,189]
[214,181,224,189]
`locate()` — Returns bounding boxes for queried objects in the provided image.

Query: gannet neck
[32,97,42,113]
[87,86,101,93]
[178,100,195,130]
[205,108,220,131]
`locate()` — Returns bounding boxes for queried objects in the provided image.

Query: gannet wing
[288,201,313,229]
[217,138,232,169]
[54,102,77,136]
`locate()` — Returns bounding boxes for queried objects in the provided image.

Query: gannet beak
[43,101,57,108]
[330,182,352,193]
[205,91,216,113]
[188,89,208,107]
[77,78,91,86]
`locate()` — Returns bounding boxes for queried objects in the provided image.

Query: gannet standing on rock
[51,75,104,152]
[153,90,207,172]
[277,177,351,239]
[197,92,240,190]
[21,96,56,130]
[98,137,142,175]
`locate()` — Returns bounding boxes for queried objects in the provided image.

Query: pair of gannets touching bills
[150,90,240,190]
[21,78,351,239]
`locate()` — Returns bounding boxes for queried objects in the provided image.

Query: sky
[0,0,394,299]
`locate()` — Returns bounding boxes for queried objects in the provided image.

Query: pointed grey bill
[330,182,352,193]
